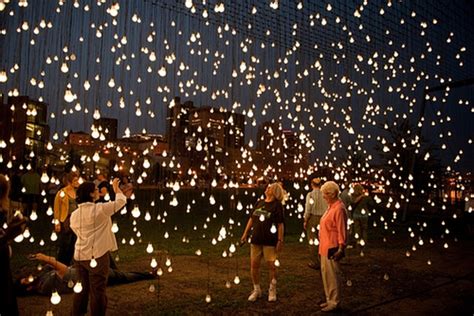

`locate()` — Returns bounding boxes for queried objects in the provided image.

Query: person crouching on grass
[240,182,285,302]
[70,178,125,316]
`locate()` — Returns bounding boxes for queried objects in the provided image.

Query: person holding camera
[70,178,125,316]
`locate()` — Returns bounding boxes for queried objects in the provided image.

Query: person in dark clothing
[0,174,27,316]
[95,173,115,203]
[9,170,24,212]
[241,182,286,302]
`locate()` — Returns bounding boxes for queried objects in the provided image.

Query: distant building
[0,95,50,168]
[256,121,309,180]
[257,121,282,156]
[166,95,245,161]
[93,117,118,141]
[225,111,245,149]
[66,131,93,146]
[166,97,194,157]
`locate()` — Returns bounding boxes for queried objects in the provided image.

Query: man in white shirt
[70,178,126,316]
[303,178,328,270]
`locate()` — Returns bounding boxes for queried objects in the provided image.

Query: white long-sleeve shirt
[70,193,126,261]
[304,189,327,220]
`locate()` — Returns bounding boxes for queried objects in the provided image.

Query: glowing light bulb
[64,89,75,103]
[158,66,166,77]
[29,211,38,221]
[205,294,211,303]
[146,243,154,254]
[0,70,7,82]
[233,275,240,284]
[73,282,83,293]
[41,172,49,183]
[270,224,277,234]
[50,232,58,242]
[90,258,97,268]
[50,291,61,305]
[111,222,119,233]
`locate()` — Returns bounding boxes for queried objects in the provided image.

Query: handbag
[328,247,345,259]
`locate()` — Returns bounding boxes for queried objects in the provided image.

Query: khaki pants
[306,215,321,265]
[320,255,342,308]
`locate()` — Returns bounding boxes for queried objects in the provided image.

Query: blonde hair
[320,181,340,197]
[269,182,286,202]
[0,174,10,211]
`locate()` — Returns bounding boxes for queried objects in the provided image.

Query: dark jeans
[57,226,76,265]
[73,253,110,316]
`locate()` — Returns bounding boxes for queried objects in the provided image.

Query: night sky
[0,0,473,170]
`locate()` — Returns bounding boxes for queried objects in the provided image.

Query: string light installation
[0,0,473,314]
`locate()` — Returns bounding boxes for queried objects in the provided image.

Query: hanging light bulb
[93,109,101,120]
[131,205,140,218]
[92,152,100,162]
[60,62,69,73]
[50,291,61,305]
[111,222,119,233]
[90,258,97,268]
[108,2,120,17]
[40,172,49,183]
[108,78,115,88]
[18,0,29,7]
[0,70,7,82]
[73,281,83,293]
[29,210,38,221]
[233,275,240,284]
[64,89,75,103]
[158,66,166,77]
[146,243,154,254]
[50,232,57,242]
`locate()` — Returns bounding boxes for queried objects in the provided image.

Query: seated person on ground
[15,253,154,296]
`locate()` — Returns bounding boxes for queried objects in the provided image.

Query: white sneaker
[268,285,277,302]
[248,289,262,302]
